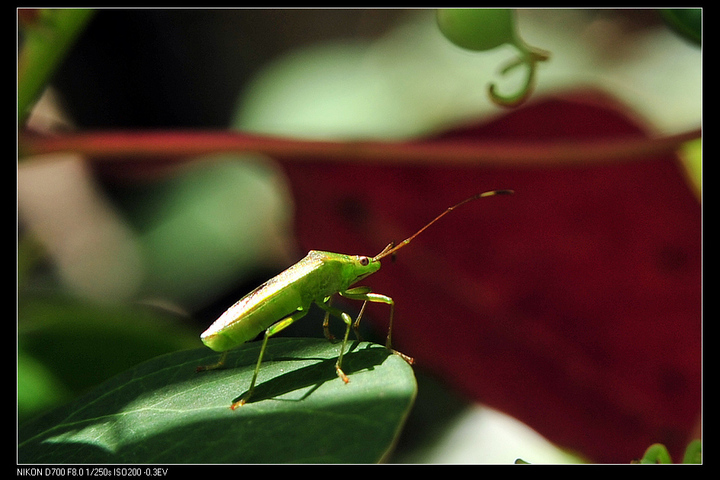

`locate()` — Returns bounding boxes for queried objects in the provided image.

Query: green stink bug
[198,190,513,408]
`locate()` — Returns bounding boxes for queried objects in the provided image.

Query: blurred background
[18,9,701,463]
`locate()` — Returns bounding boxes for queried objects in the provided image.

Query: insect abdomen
[200,250,354,352]
[201,284,305,352]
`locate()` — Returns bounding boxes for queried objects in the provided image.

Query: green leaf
[18,338,417,464]
[682,439,701,464]
[678,137,701,198]
[637,443,672,464]
[17,352,72,423]
[660,9,701,46]
[18,294,199,423]
[18,9,96,126]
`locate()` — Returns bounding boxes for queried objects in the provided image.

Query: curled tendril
[488,40,550,108]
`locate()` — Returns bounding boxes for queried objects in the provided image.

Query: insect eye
[359,256,370,266]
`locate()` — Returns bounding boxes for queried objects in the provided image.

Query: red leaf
[277,91,701,463]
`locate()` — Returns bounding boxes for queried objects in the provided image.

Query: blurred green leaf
[126,157,293,309]
[660,9,701,46]
[17,350,72,422]
[637,443,672,464]
[678,138,701,198]
[635,440,701,464]
[18,338,417,463]
[18,8,95,126]
[18,294,199,422]
[682,439,701,464]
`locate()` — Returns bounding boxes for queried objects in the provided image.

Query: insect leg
[339,288,414,365]
[322,301,335,341]
[316,299,356,384]
[337,286,371,342]
[232,309,309,409]
[196,351,228,373]
[322,293,367,342]
[339,288,395,347]
[353,300,368,342]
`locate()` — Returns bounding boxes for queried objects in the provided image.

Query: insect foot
[393,349,415,365]
[336,365,350,384]
[195,351,227,373]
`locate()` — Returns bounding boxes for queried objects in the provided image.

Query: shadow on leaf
[230,341,394,405]
[19,338,415,463]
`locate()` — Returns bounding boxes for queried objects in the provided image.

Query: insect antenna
[373,189,514,261]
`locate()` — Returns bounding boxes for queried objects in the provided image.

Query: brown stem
[19,127,701,168]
